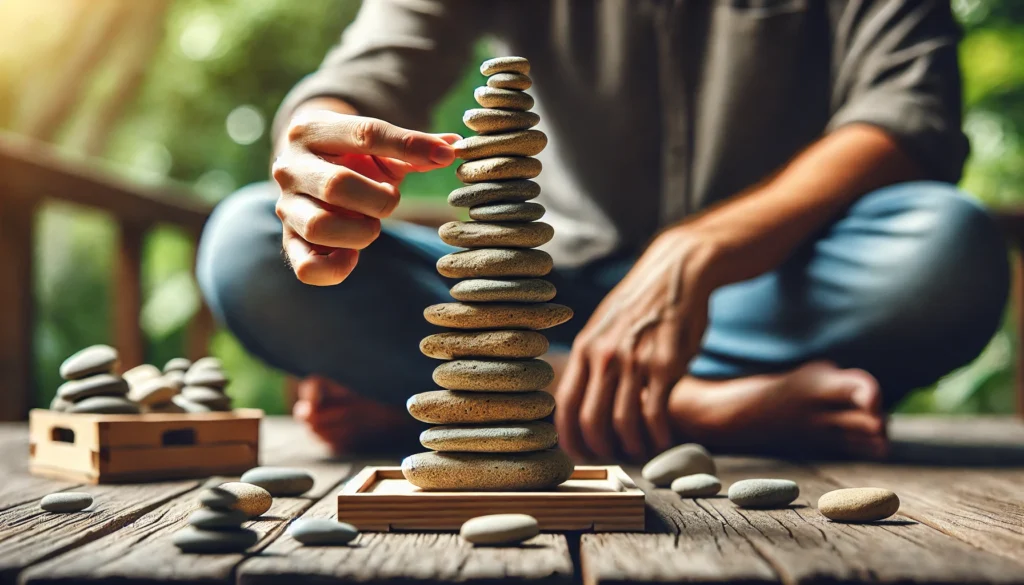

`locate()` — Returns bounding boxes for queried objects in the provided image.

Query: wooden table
[2,417,1022,585]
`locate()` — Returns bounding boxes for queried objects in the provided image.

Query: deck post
[0,194,37,420]
[115,221,146,371]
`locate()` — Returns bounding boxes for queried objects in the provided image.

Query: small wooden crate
[28,408,262,483]
[337,465,645,532]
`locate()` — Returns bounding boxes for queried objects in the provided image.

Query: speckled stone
[450,279,556,303]
[421,422,557,453]
[403,450,572,491]
[642,443,716,487]
[487,72,532,91]
[461,513,539,545]
[184,368,228,389]
[480,56,530,76]
[210,482,273,517]
[433,359,554,391]
[469,202,546,222]
[437,249,553,279]
[424,303,572,330]
[728,479,800,509]
[456,157,542,183]
[439,221,552,249]
[128,376,177,405]
[172,394,212,413]
[67,395,140,414]
[122,364,162,386]
[145,401,187,414]
[40,492,93,512]
[190,356,223,371]
[448,180,540,207]
[818,488,900,523]
[474,86,534,110]
[187,507,248,530]
[407,390,555,424]
[463,108,539,134]
[455,131,547,161]
[288,518,359,546]
[164,357,192,373]
[59,345,118,380]
[165,369,186,390]
[670,473,722,497]
[181,386,231,410]
[172,527,258,553]
[49,395,72,412]
[240,467,314,497]
[57,374,129,401]
[420,330,549,359]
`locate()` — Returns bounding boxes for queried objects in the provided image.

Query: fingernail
[429,143,455,165]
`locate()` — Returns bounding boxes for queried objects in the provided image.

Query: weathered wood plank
[0,424,78,510]
[238,475,575,585]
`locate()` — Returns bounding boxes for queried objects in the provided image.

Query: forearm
[679,123,923,288]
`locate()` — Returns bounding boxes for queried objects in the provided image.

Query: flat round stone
[173,526,258,554]
[818,488,900,523]
[463,108,539,134]
[439,221,552,248]
[165,370,186,390]
[57,374,129,401]
[181,386,231,410]
[40,492,93,512]
[145,401,187,414]
[188,507,248,530]
[455,130,546,162]
[288,518,359,546]
[49,395,72,412]
[671,473,722,497]
[172,394,212,413]
[487,72,532,90]
[67,395,140,414]
[448,180,540,207]
[728,479,800,509]
[407,390,554,424]
[433,359,554,391]
[437,249,552,279]
[59,344,118,380]
[184,368,228,389]
[402,450,573,491]
[469,202,546,222]
[424,303,572,330]
[128,376,177,406]
[240,467,314,497]
[123,364,162,386]
[480,56,530,76]
[212,482,273,517]
[642,443,716,487]
[450,279,555,303]
[421,422,557,452]
[474,86,534,110]
[456,157,541,183]
[420,330,549,359]
[461,513,539,545]
[164,357,192,373]
[190,357,223,371]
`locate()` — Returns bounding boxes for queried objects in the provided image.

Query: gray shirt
[274,0,968,267]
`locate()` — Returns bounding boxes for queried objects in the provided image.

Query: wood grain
[0,427,78,511]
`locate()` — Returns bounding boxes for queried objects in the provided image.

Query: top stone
[59,345,118,380]
[480,56,530,76]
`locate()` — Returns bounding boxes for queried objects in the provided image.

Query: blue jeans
[197,181,1009,410]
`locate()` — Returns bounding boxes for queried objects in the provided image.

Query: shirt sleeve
[272,0,484,141]
[827,0,969,183]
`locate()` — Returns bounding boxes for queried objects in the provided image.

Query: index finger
[296,112,455,167]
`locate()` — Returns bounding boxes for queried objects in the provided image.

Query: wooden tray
[337,465,645,532]
[28,407,262,483]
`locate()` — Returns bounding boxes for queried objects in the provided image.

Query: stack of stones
[173,482,268,553]
[176,357,234,413]
[123,361,182,413]
[52,345,139,414]
[402,57,574,492]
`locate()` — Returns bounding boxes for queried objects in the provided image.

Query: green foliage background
[18,0,1024,414]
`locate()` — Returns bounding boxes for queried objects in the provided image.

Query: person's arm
[556,0,967,461]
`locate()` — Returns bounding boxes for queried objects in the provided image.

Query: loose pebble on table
[818,487,900,523]
[40,492,93,512]
[172,527,258,553]
[460,513,539,545]
[240,467,315,497]
[671,473,722,497]
[642,443,716,487]
[288,518,359,546]
[728,479,800,509]
[187,507,249,531]
[200,482,272,518]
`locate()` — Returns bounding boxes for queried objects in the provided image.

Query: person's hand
[273,108,459,285]
[555,227,724,462]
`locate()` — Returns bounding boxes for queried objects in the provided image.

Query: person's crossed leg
[198,180,1008,460]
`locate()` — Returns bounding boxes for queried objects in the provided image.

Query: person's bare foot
[668,361,888,459]
[292,376,420,456]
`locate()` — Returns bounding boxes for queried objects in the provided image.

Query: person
[197,0,1009,462]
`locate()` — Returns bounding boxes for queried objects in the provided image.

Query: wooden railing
[0,132,215,421]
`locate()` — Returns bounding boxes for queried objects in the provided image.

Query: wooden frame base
[28,408,262,483]
[337,465,645,532]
